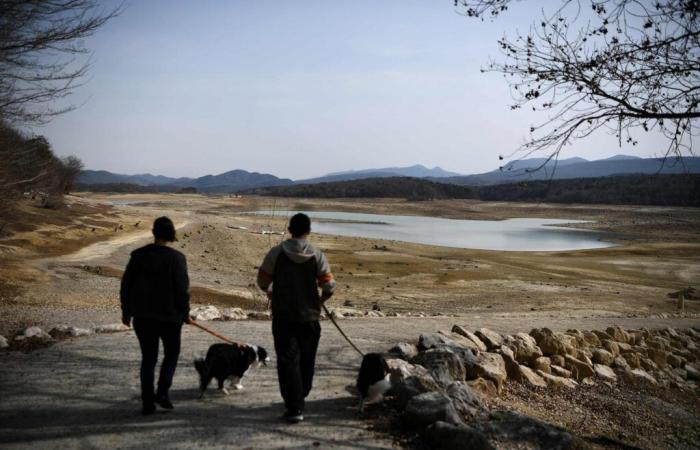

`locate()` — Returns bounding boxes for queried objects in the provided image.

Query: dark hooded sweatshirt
[120,244,190,323]
[257,238,336,322]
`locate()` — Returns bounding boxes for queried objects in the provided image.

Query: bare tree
[58,154,84,193]
[0,0,121,125]
[455,0,699,170]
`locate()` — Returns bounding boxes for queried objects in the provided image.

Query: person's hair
[288,213,311,238]
[152,216,176,242]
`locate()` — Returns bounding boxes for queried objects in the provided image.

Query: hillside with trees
[246,177,474,200]
[247,174,700,206]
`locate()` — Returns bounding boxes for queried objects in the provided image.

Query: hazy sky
[40,0,669,179]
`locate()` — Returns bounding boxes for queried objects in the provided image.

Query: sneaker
[282,410,304,424]
[142,403,156,416]
[155,394,174,410]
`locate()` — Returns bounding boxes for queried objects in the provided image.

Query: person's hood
[281,238,315,264]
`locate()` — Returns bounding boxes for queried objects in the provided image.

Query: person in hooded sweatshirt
[257,213,336,424]
[120,216,190,415]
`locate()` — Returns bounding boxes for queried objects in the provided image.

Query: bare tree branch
[456,0,699,173]
[0,0,121,125]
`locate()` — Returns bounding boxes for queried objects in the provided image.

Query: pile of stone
[382,324,700,448]
[188,304,453,321]
[189,305,267,321]
[1,323,134,350]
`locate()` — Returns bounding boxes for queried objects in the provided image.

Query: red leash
[189,320,242,346]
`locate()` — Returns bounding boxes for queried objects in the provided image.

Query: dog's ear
[246,346,257,364]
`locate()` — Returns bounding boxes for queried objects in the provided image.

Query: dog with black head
[356,353,391,413]
[194,343,269,397]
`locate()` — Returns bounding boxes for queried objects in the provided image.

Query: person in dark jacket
[120,216,190,415]
[257,213,336,424]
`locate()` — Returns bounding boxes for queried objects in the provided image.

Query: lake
[249,211,615,251]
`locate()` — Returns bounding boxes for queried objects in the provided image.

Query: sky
[39,0,670,180]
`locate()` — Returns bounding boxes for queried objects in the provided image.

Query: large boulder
[550,355,566,367]
[247,311,271,320]
[404,392,462,427]
[0,335,8,349]
[640,357,659,372]
[94,323,129,333]
[602,340,620,357]
[439,330,487,353]
[532,356,552,374]
[389,342,419,360]
[464,352,507,390]
[536,370,578,389]
[445,382,488,421]
[425,421,495,450]
[190,305,222,321]
[387,358,430,382]
[593,364,617,382]
[531,328,572,356]
[49,325,93,339]
[411,349,466,386]
[647,348,669,369]
[418,333,463,351]
[502,333,543,364]
[451,325,488,352]
[22,326,51,340]
[550,365,572,378]
[467,378,499,398]
[390,375,441,409]
[387,359,440,408]
[475,328,504,350]
[686,364,700,381]
[606,326,631,344]
[591,348,615,366]
[648,336,671,351]
[592,330,613,342]
[221,308,247,320]
[622,369,657,385]
[512,364,547,387]
[563,355,595,381]
[667,354,685,369]
[612,356,631,371]
[622,352,641,369]
[582,331,602,347]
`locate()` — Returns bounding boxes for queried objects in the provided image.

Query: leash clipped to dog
[189,320,241,347]
[323,304,365,357]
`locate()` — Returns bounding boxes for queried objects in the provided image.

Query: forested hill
[246,174,700,206]
[246,177,473,200]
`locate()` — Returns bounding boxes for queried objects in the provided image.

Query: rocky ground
[1,193,699,448]
[2,317,700,449]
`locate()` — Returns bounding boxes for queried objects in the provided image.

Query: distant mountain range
[78,169,293,193]
[438,155,700,186]
[77,156,700,193]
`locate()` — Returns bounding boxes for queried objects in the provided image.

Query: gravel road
[2,315,699,449]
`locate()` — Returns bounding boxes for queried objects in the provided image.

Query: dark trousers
[133,318,182,405]
[272,320,321,413]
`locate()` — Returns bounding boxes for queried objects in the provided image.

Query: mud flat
[1,193,699,336]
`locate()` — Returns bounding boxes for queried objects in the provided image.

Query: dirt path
[1,316,699,449]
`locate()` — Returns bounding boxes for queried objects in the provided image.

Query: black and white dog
[194,343,269,397]
[356,353,391,412]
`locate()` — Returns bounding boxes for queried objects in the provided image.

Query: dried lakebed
[248,210,616,251]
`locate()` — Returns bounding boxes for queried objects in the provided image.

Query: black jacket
[120,244,190,323]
